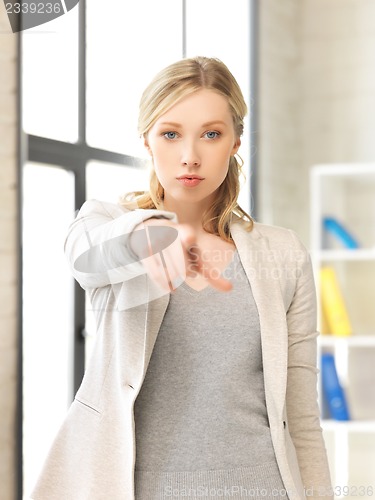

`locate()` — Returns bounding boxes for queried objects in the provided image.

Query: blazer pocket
[74,397,102,417]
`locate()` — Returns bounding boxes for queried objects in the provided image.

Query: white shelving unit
[310,164,375,499]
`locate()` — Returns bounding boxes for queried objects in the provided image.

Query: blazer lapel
[231,220,288,422]
[142,279,171,380]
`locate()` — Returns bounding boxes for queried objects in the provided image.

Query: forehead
[156,89,232,125]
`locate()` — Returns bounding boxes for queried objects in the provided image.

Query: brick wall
[300,0,375,172]
[258,0,375,245]
[257,0,302,234]
[0,7,18,500]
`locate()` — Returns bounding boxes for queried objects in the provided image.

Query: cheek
[151,143,176,164]
[152,152,173,185]
[215,141,235,159]
[213,147,233,171]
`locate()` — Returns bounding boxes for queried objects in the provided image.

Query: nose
[182,159,200,167]
[181,141,201,167]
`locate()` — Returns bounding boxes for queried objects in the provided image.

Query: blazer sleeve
[64,199,178,290]
[285,229,333,499]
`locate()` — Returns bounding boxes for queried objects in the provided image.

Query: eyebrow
[157,120,228,128]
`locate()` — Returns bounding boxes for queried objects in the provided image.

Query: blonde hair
[120,56,253,242]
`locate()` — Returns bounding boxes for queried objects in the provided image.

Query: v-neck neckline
[179,249,238,295]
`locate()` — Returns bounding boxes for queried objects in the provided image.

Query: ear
[231,137,241,156]
[143,136,152,156]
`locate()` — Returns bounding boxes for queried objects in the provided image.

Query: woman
[31,57,333,499]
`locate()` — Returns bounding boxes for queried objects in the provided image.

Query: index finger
[190,250,233,292]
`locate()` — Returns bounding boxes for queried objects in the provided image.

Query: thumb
[178,224,198,250]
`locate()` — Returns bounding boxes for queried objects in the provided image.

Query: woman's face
[145,89,240,209]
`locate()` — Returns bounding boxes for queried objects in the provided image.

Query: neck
[161,195,213,236]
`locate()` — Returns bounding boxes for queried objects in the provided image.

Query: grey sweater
[134,249,288,499]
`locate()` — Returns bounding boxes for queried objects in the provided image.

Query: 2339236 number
[334,485,374,497]
[5,3,62,14]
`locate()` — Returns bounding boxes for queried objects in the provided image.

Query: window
[22,10,79,142]
[86,0,183,158]
[22,164,75,495]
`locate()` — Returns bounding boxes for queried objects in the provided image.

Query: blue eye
[163,132,178,140]
[204,131,220,139]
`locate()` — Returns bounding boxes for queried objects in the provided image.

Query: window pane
[85,160,150,363]
[21,8,79,142]
[186,0,251,215]
[86,0,183,158]
[86,160,149,203]
[22,164,75,497]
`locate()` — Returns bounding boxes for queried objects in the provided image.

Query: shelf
[311,163,375,177]
[322,420,375,432]
[311,249,375,261]
[318,335,375,347]
[311,164,375,487]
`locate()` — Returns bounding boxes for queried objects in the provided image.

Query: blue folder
[321,353,350,421]
[323,217,360,249]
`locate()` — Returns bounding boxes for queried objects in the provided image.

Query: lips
[176,175,204,180]
[177,177,204,187]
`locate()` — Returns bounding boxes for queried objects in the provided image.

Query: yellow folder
[320,266,352,336]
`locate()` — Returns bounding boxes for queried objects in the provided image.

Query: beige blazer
[31,200,333,500]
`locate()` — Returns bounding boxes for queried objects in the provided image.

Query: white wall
[0,6,18,499]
